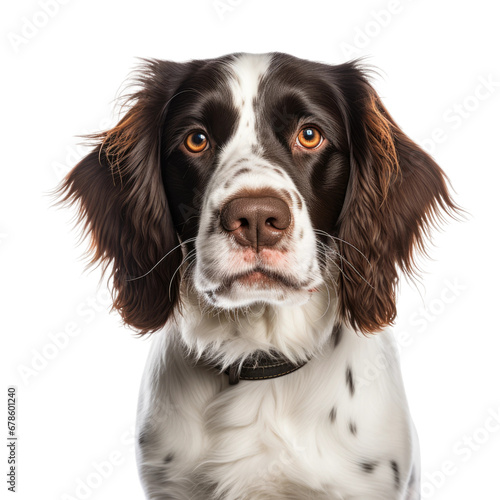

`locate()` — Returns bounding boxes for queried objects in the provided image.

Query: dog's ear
[335,64,460,334]
[58,60,187,334]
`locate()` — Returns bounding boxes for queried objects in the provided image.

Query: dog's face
[164,54,349,309]
[60,53,456,334]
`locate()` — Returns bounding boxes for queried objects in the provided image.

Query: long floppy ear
[336,66,460,334]
[58,60,186,334]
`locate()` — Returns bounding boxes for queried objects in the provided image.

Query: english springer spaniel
[60,53,458,499]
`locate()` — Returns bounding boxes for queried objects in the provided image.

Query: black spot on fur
[346,366,355,396]
[333,326,343,347]
[329,406,336,423]
[360,461,377,473]
[164,453,174,464]
[146,467,169,487]
[231,158,249,168]
[138,431,148,446]
[390,460,400,489]
[208,209,220,233]
[233,167,251,178]
[408,466,416,486]
[349,421,357,436]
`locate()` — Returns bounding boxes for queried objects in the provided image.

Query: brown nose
[220,196,291,249]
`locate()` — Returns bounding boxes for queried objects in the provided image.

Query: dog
[60,52,458,499]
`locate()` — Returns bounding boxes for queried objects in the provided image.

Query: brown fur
[57,61,185,334]
[337,84,459,333]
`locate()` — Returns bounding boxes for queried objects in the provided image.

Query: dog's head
[60,53,457,335]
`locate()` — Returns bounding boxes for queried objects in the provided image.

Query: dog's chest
[138,329,414,499]
[197,383,352,498]
[187,338,411,499]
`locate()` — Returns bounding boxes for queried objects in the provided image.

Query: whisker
[178,258,197,292]
[314,250,342,321]
[317,276,332,321]
[318,241,351,285]
[335,252,375,290]
[314,229,372,268]
[181,214,201,226]
[319,241,375,290]
[317,253,339,290]
[168,248,197,298]
[126,237,197,281]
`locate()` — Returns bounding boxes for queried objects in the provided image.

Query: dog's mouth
[194,256,324,307]
[218,267,303,291]
[198,266,321,308]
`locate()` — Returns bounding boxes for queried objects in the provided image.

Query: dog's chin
[197,271,318,309]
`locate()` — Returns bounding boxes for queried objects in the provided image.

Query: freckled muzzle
[220,196,292,250]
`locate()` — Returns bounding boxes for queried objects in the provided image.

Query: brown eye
[296,127,323,149]
[185,131,209,153]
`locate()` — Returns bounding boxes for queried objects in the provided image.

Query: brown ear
[58,60,185,334]
[336,73,460,334]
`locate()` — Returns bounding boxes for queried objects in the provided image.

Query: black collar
[223,352,308,385]
[217,325,341,385]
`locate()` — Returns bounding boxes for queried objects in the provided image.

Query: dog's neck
[176,285,339,370]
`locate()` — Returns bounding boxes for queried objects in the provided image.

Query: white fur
[136,302,420,499]
[135,54,421,499]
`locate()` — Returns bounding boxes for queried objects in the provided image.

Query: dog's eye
[296,126,323,149]
[185,131,209,153]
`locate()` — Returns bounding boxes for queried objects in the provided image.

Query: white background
[2,1,499,499]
